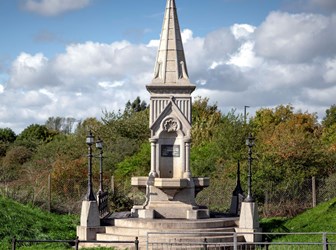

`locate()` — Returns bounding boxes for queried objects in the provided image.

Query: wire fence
[1,174,336,216]
[196,175,336,217]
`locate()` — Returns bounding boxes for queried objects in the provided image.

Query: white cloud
[9,52,50,89]
[147,39,160,48]
[0,84,4,94]
[227,41,262,69]
[2,41,156,132]
[2,10,336,133]
[181,29,193,43]
[231,24,256,40]
[255,12,336,63]
[324,58,336,83]
[98,81,124,89]
[23,0,91,16]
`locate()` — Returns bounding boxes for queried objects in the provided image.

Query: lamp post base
[80,200,100,227]
[237,201,261,242]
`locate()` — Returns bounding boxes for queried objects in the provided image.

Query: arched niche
[158,117,185,179]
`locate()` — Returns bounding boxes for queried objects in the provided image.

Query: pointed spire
[150,0,192,85]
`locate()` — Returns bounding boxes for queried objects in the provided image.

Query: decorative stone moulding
[162,116,180,132]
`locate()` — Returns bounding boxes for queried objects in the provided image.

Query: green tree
[322,105,336,145]
[0,145,32,181]
[321,105,336,169]
[45,117,77,134]
[250,105,330,215]
[192,97,222,147]
[0,128,16,157]
[17,124,53,143]
[125,96,147,114]
[75,117,103,137]
[322,104,336,128]
[0,128,16,143]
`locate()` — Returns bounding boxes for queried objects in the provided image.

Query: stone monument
[131,0,209,220]
[77,0,260,246]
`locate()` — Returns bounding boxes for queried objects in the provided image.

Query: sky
[0,0,336,133]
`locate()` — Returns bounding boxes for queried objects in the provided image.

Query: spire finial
[150,0,191,85]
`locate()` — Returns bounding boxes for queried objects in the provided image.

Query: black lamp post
[96,137,104,194]
[245,133,255,202]
[86,131,96,201]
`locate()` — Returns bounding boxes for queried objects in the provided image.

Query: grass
[3,194,336,249]
[260,197,336,243]
[0,196,124,249]
[0,195,78,249]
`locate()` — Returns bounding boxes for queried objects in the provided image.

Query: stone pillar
[236,201,261,243]
[184,139,191,178]
[155,140,160,176]
[149,138,158,177]
[77,200,103,241]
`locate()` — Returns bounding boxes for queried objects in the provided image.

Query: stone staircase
[80,217,246,249]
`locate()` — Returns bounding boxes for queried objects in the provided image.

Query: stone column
[149,138,158,177]
[183,138,191,178]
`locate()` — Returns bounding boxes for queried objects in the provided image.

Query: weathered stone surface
[80,200,100,227]
[237,202,261,242]
[131,0,209,220]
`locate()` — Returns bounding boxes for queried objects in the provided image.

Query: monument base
[132,205,209,220]
[238,201,261,242]
[131,177,210,219]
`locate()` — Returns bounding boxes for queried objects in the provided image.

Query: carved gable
[150,99,191,138]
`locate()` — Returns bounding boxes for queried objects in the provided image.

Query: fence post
[203,238,208,250]
[111,176,115,194]
[265,237,269,250]
[233,232,237,250]
[323,232,328,250]
[48,173,51,212]
[75,236,79,250]
[12,237,16,250]
[135,236,139,250]
[312,176,317,207]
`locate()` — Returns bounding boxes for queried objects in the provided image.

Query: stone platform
[80,216,244,249]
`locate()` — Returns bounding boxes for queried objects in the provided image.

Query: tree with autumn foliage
[250,105,332,215]
[322,105,336,154]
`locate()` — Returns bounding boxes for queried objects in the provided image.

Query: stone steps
[104,225,236,236]
[92,217,244,249]
[94,234,246,249]
[113,217,239,229]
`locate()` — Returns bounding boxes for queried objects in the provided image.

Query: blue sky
[1,0,336,133]
[0,0,283,58]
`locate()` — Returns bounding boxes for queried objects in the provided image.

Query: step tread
[105,226,237,235]
[96,233,246,242]
[113,218,239,230]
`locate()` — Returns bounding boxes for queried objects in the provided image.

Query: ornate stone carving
[180,61,189,79]
[163,118,179,132]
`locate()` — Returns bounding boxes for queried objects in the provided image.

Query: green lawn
[261,197,336,244]
[0,196,77,249]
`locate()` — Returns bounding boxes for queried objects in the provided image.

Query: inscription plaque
[161,145,180,157]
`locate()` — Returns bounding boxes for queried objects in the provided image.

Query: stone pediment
[150,98,191,138]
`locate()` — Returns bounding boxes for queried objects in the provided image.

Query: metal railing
[97,190,109,218]
[11,236,139,250]
[146,231,336,250]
